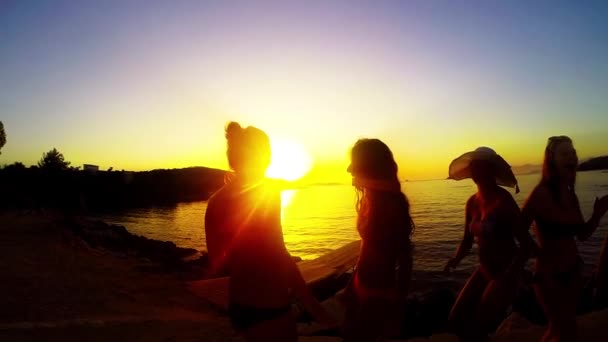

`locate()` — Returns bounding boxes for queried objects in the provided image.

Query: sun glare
[266,138,313,181]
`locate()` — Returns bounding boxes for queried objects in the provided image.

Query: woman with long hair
[521,136,608,341]
[204,121,335,342]
[342,138,414,342]
[445,147,534,341]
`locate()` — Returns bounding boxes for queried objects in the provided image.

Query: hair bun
[225,121,243,141]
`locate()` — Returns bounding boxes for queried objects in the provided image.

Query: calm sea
[96,171,608,281]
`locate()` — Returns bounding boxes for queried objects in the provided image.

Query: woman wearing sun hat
[444,147,535,340]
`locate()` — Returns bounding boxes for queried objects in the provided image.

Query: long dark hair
[541,135,576,203]
[350,139,414,240]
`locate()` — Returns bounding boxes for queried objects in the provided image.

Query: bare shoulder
[207,184,229,208]
[465,194,478,214]
[496,187,520,212]
[466,194,477,207]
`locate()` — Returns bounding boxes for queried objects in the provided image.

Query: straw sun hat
[448,147,520,193]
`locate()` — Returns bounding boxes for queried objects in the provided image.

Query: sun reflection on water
[280,189,296,219]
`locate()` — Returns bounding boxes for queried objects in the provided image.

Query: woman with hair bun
[205,121,335,341]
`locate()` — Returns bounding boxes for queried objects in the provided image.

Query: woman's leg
[561,270,583,341]
[475,264,522,333]
[448,268,489,338]
[533,275,559,342]
[534,271,582,342]
[243,311,297,342]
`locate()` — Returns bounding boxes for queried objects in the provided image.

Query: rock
[292,255,303,263]
[428,334,459,342]
[493,309,608,342]
[10,322,35,329]
[319,294,347,325]
[297,322,340,337]
[494,312,539,337]
[298,337,342,342]
[309,287,456,340]
[58,216,201,272]
[401,288,456,339]
[576,309,608,341]
[511,285,546,325]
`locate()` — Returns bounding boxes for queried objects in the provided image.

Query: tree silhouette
[38,148,71,171]
[0,121,6,155]
[4,161,25,171]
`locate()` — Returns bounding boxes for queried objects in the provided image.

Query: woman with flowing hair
[342,138,414,342]
[445,147,534,341]
[204,121,335,342]
[520,136,608,341]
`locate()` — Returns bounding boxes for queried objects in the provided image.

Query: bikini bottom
[533,257,583,287]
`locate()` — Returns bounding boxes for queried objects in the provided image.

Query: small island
[579,156,608,172]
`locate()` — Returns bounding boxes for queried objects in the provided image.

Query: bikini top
[535,217,582,240]
[469,211,512,240]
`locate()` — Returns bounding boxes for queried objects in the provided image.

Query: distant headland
[579,155,608,172]
[509,155,608,176]
[0,165,228,210]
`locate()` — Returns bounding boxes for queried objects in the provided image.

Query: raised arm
[577,195,608,241]
[444,196,475,272]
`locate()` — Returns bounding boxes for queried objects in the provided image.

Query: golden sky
[1,1,607,182]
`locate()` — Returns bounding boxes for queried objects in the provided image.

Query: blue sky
[1,0,607,180]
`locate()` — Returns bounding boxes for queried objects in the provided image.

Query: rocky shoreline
[60,216,208,274]
[3,211,608,341]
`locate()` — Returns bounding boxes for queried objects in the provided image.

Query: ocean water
[96,171,608,279]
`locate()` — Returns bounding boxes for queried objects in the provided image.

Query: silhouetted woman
[204,121,335,342]
[445,147,533,340]
[342,138,414,342]
[521,136,608,342]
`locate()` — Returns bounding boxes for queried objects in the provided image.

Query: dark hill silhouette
[0,165,228,210]
[511,163,542,175]
[579,156,608,171]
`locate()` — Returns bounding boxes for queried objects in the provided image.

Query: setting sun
[266,138,313,181]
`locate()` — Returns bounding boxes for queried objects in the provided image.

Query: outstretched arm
[445,196,475,271]
[577,195,608,241]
